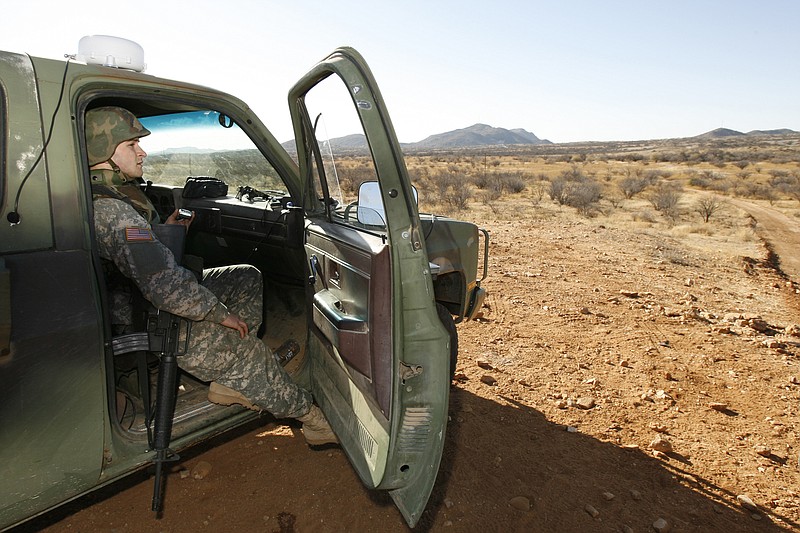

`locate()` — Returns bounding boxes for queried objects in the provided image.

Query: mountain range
[282,124,798,153]
[693,127,798,139]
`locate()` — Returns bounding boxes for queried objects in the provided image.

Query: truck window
[302,75,383,228]
[140,111,285,193]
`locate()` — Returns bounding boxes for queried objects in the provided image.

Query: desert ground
[14,135,800,532]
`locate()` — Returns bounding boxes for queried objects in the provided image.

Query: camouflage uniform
[88,107,311,419]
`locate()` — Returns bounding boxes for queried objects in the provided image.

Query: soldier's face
[112,138,147,178]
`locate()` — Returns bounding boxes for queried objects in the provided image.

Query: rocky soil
[17,197,800,533]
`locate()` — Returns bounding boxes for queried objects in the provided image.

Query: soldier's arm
[94,198,229,323]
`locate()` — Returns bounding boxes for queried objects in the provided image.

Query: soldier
[86,106,336,445]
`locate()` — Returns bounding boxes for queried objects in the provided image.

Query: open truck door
[289,48,450,527]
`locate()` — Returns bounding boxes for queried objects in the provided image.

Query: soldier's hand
[221,312,249,339]
[166,208,194,230]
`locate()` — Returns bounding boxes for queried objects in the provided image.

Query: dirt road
[729,198,800,283]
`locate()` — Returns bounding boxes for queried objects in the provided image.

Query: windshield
[139,110,286,193]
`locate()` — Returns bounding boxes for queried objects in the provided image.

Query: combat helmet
[85,106,150,166]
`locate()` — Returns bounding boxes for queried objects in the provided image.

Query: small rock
[653,517,671,532]
[555,399,568,409]
[737,494,759,512]
[630,489,642,501]
[709,402,728,412]
[477,359,493,370]
[579,307,592,314]
[191,460,213,480]
[602,491,615,501]
[509,496,530,511]
[762,339,786,349]
[622,525,634,533]
[620,290,639,298]
[649,435,673,453]
[576,397,596,410]
[480,375,497,386]
[585,504,599,518]
[444,498,454,509]
[682,473,698,484]
[619,359,630,368]
[566,426,579,433]
[179,469,191,479]
[654,389,673,401]
[754,445,772,457]
[650,423,669,434]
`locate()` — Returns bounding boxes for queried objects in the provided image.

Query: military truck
[0,36,487,530]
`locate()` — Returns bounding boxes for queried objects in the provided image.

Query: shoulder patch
[125,227,154,242]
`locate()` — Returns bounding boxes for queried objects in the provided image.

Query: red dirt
[17,199,800,533]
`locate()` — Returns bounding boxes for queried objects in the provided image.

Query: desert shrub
[433,170,472,210]
[778,173,800,202]
[480,186,502,212]
[502,174,526,194]
[647,182,683,220]
[694,195,724,223]
[687,176,710,189]
[548,178,568,204]
[548,170,602,215]
[529,182,547,206]
[644,169,673,181]
[618,175,649,199]
[565,180,603,215]
[632,209,657,223]
[472,173,492,190]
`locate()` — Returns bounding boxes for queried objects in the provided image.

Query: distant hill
[410,123,550,150]
[281,123,550,153]
[746,128,797,136]
[695,127,797,139]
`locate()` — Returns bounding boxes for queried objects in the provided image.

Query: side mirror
[357,181,418,227]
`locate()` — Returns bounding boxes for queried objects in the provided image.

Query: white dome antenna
[76,35,145,72]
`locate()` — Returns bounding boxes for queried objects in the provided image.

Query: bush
[647,183,683,220]
[618,176,649,199]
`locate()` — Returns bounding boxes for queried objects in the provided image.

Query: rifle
[148,307,191,513]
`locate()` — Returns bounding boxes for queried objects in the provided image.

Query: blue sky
[2,1,798,144]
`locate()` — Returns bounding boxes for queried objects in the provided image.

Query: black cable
[7,55,72,225]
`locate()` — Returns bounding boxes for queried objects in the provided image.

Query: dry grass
[400,134,800,232]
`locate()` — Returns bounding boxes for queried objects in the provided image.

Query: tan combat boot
[207,382,260,412]
[297,405,338,446]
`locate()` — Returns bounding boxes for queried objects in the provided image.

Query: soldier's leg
[200,264,263,328]
[182,320,311,418]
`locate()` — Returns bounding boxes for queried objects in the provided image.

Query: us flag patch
[125,227,154,242]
